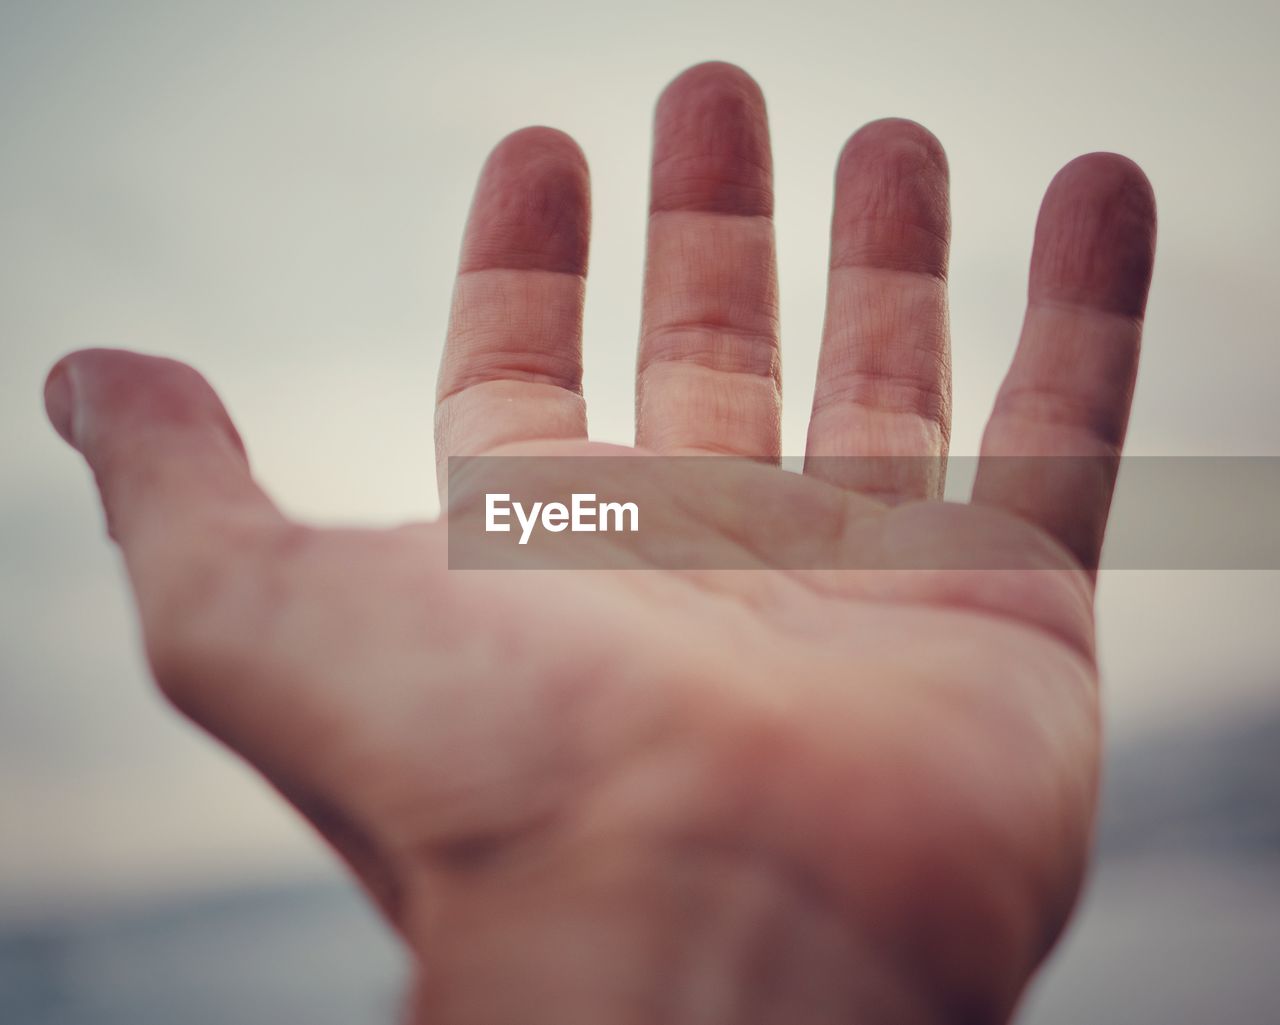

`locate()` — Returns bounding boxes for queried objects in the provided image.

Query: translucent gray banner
[445,456,1280,570]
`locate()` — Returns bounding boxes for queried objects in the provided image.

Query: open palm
[47,63,1155,1024]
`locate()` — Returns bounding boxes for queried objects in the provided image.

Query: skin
[44,62,1155,1025]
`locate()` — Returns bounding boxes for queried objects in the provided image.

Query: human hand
[45,62,1155,1024]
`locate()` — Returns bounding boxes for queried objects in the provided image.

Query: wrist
[400,837,951,1025]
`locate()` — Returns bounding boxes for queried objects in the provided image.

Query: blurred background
[1,1,1277,1021]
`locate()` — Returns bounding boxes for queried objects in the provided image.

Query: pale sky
[1,0,1278,917]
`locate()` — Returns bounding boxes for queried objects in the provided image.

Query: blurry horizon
[1,0,1278,942]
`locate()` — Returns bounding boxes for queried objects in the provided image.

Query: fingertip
[486,125,589,177]
[837,118,948,181]
[461,126,591,276]
[830,118,950,278]
[44,354,80,446]
[1032,152,1157,318]
[43,349,275,553]
[651,61,772,216]
[657,60,765,108]
[1048,151,1155,211]
[49,348,248,462]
